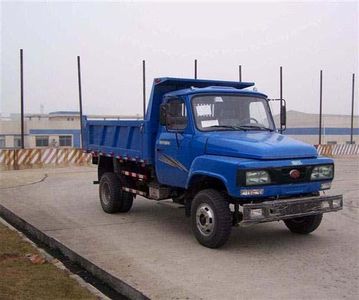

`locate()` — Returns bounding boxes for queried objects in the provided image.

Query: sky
[0,0,358,117]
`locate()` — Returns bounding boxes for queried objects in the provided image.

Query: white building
[0,111,141,149]
[0,111,81,149]
[275,110,359,145]
[0,110,357,149]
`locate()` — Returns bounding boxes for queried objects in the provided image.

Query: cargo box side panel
[84,120,152,162]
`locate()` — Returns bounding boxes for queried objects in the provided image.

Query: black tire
[99,172,133,213]
[284,214,323,234]
[191,189,232,248]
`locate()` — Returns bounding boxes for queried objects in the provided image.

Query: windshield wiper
[237,125,274,132]
[208,125,242,130]
[208,125,274,132]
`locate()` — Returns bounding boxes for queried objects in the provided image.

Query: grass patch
[0,221,97,300]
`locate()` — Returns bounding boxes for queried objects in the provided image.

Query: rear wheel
[191,189,232,248]
[284,214,323,234]
[99,172,133,213]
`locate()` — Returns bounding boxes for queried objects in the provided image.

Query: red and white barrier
[41,148,57,165]
[57,149,68,165]
[317,144,359,157]
[0,150,15,170]
[0,144,358,171]
[16,149,41,168]
[0,148,91,171]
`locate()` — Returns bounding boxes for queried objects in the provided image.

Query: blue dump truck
[83,77,343,248]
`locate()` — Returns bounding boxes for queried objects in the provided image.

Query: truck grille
[237,165,314,186]
[268,166,312,184]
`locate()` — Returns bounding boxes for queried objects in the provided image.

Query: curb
[0,204,149,300]
[0,217,111,300]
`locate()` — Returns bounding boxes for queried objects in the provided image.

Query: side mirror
[160,104,168,126]
[280,100,286,131]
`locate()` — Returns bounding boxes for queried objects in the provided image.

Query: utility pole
[194,59,198,79]
[77,56,84,148]
[350,73,355,144]
[279,66,283,134]
[142,60,146,119]
[239,65,242,82]
[20,49,25,149]
[319,70,323,145]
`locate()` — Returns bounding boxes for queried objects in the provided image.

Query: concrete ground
[0,159,358,299]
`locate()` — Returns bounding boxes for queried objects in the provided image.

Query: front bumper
[241,194,343,225]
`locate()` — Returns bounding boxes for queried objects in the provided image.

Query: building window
[59,135,72,147]
[14,137,22,148]
[35,136,49,147]
[0,137,5,148]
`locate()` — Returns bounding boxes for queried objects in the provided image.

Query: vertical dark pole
[142,60,146,119]
[77,56,84,148]
[279,66,283,134]
[239,65,242,82]
[319,70,323,145]
[20,49,24,149]
[194,59,197,79]
[350,73,355,144]
[279,66,283,99]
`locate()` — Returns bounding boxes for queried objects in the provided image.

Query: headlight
[311,165,333,180]
[246,170,270,185]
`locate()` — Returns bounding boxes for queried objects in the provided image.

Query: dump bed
[83,119,152,163]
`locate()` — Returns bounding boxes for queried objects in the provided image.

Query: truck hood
[205,131,318,160]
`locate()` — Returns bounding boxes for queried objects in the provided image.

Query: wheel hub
[196,204,215,236]
[101,182,111,205]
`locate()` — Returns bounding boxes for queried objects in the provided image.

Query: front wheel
[99,172,133,213]
[284,214,323,234]
[191,189,232,248]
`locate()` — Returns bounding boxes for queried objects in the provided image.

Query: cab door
[155,97,192,188]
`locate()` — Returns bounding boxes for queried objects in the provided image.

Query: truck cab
[84,77,343,248]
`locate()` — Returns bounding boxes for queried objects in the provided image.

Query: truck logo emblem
[289,169,301,179]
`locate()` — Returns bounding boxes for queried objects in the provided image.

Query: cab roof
[164,86,268,99]
[154,77,254,89]
[152,77,267,99]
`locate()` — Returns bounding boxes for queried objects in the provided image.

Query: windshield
[191,95,275,132]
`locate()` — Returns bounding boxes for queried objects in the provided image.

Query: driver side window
[166,98,188,131]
